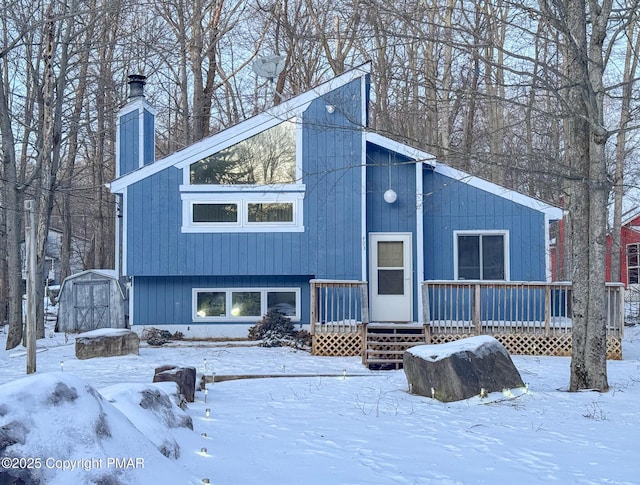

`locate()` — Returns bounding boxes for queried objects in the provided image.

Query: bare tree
[610,13,640,282]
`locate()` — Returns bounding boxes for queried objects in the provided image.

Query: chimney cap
[127,74,146,99]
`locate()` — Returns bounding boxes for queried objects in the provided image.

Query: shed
[55,270,128,333]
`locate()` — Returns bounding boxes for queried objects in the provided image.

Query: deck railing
[310,279,369,335]
[422,281,624,338]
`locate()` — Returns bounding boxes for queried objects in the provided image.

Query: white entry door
[369,233,412,322]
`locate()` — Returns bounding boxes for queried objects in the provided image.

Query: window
[193,203,238,223]
[455,231,509,280]
[189,120,296,185]
[627,243,640,285]
[180,118,304,233]
[182,194,303,232]
[247,203,293,223]
[193,288,300,321]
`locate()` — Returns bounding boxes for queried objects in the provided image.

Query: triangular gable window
[189,119,296,185]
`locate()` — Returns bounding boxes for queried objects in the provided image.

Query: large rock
[75,328,140,360]
[403,336,525,402]
[152,365,196,403]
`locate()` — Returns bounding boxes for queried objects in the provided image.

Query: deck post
[472,284,481,335]
[361,322,367,365]
[544,285,551,335]
[310,280,317,336]
[360,282,369,324]
[422,282,430,324]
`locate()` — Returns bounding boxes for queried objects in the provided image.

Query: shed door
[369,233,412,322]
[74,281,110,330]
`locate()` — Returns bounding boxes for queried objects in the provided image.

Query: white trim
[366,132,437,168]
[360,76,368,282]
[121,190,128,275]
[416,162,424,323]
[192,287,301,322]
[453,230,511,281]
[114,196,121,277]
[436,164,563,219]
[179,184,305,193]
[128,276,134,326]
[115,114,121,178]
[137,108,145,169]
[181,192,304,233]
[109,63,371,193]
[545,214,552,281]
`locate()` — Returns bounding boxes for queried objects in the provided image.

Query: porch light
[384,189,397,204]
[205,408,211,417]
[325,104,336,113]
[60,361,64,372]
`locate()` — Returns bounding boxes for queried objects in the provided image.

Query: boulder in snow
[403,336,525,402]
[152,365,196,403]
[75,328,139,360]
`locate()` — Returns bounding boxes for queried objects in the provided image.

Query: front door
[369,233,412,322]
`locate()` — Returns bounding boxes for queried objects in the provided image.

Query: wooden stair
[363,323,430,370]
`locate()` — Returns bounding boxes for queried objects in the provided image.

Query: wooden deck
[310,280,625,366]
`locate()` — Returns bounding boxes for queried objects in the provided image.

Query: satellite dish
[252,55,285,81]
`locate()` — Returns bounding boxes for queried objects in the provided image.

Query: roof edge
[109,63,371,193]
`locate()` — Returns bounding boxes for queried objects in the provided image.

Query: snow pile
[0,372,198,484]
[1,326,640,483]
[101,382,194,459]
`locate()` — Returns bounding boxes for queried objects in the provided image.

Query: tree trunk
[555,0,612,392]
[0,74,24,349]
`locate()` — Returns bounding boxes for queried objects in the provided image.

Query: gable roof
[109,63,371,193]
[433,164,563,219]
[366,132,436,168]
[366,132,562,220]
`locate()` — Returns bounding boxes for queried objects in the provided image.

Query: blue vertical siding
[133,275,312,325]
[119,110,139,175]
[366,144,418,319]
[143,109,155,165]
[125,79,364,281]
[422,168,547,281]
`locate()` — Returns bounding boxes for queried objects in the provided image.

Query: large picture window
[181,118,304,233]
[189,120,296,185]
[193,288,300,321]
[455,231,509,280]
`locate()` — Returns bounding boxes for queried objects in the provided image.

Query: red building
[550,209,640,286]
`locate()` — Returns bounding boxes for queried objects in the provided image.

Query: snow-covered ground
[1,322,640,484]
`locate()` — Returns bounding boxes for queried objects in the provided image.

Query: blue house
[109,64,562,340]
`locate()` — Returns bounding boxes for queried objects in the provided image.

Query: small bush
[142,328,175,346]
[248,310,309,349]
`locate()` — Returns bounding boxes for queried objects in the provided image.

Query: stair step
[366,349,407,355]
[365,358,404,364]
